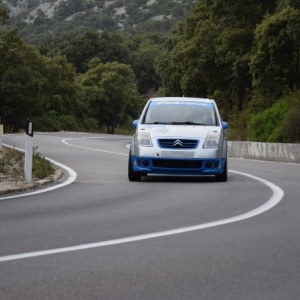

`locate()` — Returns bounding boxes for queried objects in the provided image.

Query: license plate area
[161,151,194,158]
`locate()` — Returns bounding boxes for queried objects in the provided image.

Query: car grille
[152,159,203,168]
[158,139,198,149]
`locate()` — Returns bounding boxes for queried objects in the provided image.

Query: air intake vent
[152,159,203,168]
[158,139,198,149]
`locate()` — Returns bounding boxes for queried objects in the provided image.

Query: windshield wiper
[171,122,205,125]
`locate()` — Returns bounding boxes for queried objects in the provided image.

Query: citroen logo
[173,140,183,147]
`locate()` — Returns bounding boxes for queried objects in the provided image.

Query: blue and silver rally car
[128,97,228,182]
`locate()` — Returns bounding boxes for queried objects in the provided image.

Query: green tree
[43,55,78,115]
[39,30,132,74]
[248,91,300,142]
[40,30,103,73]
[81,61,141,134]
[125,32,173,95]
[155,50,183,97]
[0,0,9,25]
[280,107,300,142]
[133,39,164,95]
[172,18,221,97]
[276,0,300,11]
[163,0,276,118]
[250,6,300,98]
[0,29,48,130]
[249,99,290,142]
[97,31,132,66]
[0,28,80,132]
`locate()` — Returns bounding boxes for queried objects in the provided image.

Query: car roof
[149,97,214,103]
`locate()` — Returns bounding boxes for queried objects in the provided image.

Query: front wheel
[215,159,228,182]
[128,152,141,182]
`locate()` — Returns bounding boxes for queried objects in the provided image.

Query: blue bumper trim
[131,155,226,175]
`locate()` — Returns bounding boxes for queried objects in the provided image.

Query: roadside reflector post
[25,120,34,182]
[0,116,2,150]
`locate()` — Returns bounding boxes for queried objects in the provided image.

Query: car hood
[138,124,221,139]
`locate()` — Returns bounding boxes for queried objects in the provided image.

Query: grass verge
[0,147,56,184]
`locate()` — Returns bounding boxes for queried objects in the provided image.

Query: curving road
[0,133,299,299]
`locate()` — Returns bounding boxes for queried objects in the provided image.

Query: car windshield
[143,101,217,125]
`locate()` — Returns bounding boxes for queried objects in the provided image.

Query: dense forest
[0,0,300,141]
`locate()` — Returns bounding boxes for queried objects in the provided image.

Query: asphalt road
[0,132,299,300]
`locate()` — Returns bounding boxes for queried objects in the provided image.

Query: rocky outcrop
[3,0,29,16]
[3,0,69,22]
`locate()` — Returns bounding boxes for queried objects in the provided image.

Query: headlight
[136,132,153,147]
[204,134,220,148]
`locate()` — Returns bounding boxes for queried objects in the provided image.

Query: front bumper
[131,155,226,175]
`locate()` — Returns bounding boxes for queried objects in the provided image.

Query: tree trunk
[106,117,116,134]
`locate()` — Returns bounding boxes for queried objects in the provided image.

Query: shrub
[279,107,300,143]
[237,91,300,142]
[0,149,24,182]
[32,147,56,179]
[0,147,56,182]
[33,110,61,132]
[82,117,100,132]
[249,97,291,142]
[59,115,80,131]
[227,109,252,141]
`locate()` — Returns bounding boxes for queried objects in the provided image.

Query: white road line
[0,144,77,200]
[62,137,128,156]
[0,170,284,262]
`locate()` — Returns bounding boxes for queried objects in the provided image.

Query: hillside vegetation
[2,0,194,42]
[0,0,300,142]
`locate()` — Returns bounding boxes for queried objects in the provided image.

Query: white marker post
[25,120,34,182]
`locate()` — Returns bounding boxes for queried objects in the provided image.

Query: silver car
[128,97,228,182]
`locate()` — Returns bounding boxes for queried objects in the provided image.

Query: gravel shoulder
[0,168,63,195]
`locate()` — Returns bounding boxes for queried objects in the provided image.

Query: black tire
[128,152,141,182]
[215,159,228,182]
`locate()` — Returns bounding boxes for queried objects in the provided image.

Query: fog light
[205,162,213,169]
[143,160,150,167]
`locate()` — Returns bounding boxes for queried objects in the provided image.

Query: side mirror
[222,121,228,130]
[133,119,139,128]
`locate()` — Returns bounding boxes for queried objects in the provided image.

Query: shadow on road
[140,175,218,183]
